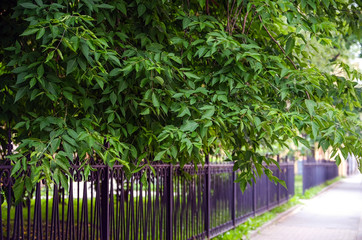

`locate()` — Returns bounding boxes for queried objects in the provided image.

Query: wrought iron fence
[302,160,338,193]
[0,160,294,240]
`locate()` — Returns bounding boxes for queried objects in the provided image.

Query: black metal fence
[0,161,294,240]
[302,160,338,193]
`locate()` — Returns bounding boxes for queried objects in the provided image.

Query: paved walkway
[251,174,362,240]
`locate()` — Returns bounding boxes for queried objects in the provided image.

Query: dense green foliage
[0,0,361,201]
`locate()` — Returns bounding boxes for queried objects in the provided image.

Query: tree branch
[258,15,297,70]
[246,11,257,35]
[231,6,243,33]
[242,9,249,34]
[258,15,311,99]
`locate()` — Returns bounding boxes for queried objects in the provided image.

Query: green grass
[214,176,341,240]
[295,174,303,196]
[298,177,341,199]
[213,197,300,240]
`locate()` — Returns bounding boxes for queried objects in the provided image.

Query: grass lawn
[295,174,303,196]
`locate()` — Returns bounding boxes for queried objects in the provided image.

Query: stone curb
[247,177,343,240]
[246,204,303,239]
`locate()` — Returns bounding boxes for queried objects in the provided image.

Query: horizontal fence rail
[303,160,338,193]
[0,161,295,240]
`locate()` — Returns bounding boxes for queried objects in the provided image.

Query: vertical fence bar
[277,156,280,204]
[266,174,269,210]
[286,164,289,201]
[0,153,296,240]
[101,167,110,240]
[167,164,173,240]
[252,181,256,216]
[232,171,236,227]
[205,155,210,238]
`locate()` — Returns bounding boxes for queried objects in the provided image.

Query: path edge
[247,177,343,239]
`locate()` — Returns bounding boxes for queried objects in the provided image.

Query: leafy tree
[0,0,361,201]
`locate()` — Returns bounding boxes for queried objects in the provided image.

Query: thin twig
[227,2,230,34]
[210,0,219,7]
[242,10,249,34]
[258,15,297,70]
[231,6,243,33]
[258,15,310,99]
[246,11,257,35]
[230,0,236,19]
[55,28,67,51]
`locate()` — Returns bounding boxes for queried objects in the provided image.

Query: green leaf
[20,28,39,36]
[152,92,160,108]
[67,129,78,139]
[108,55,121,66]
[15,87,27,102]
[20,2,38,9]
[36,28,45,40]
[305,99,317,116]
[180,120,199,132]
[280,68,289,78]
[37,64,44,77]
[97,3,115,9]
[110,92,117,105]
[184,72,200,79]
[59,172,69,192]
[63,135,77,147]
[201,106,215,119]
[55,156,70,173]
[296,136,310,148]
[84,165,91,180]
[118,80,128,93]
[322,0,330,8]
[170,146,177,158]
[66,59,77,75]
[320,139,329,152]
[217,95,228,103]
[25,177,33,193]
[45,51,54,63]
[13,180,25,204]
[311,122,319,138]
[95,76,104,89]
[307,0,316,10]
[51,138,61,154]
[285,37,295,56]
[108,112,115,123]
[138,4,146,17]
[11,161,21,176]
[116,2,127,15]
[154,76,164,85]
[109,68,121,77]
[154,150,166,161]
[63,91,73,101]
[70,36,80,51]
[141,108,150,115]
[254,116,262,132]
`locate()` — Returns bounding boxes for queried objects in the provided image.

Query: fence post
[101,166,110,240]
[232,171,236,227]
[252,180,256,216]
[205,155,210,238]
[266,173,269,210]
[167,164,173,240]
[286,164,289,201]
[302,161,306,194]
[277,156,280,204]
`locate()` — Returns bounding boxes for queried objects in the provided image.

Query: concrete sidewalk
[250,174,362,240]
